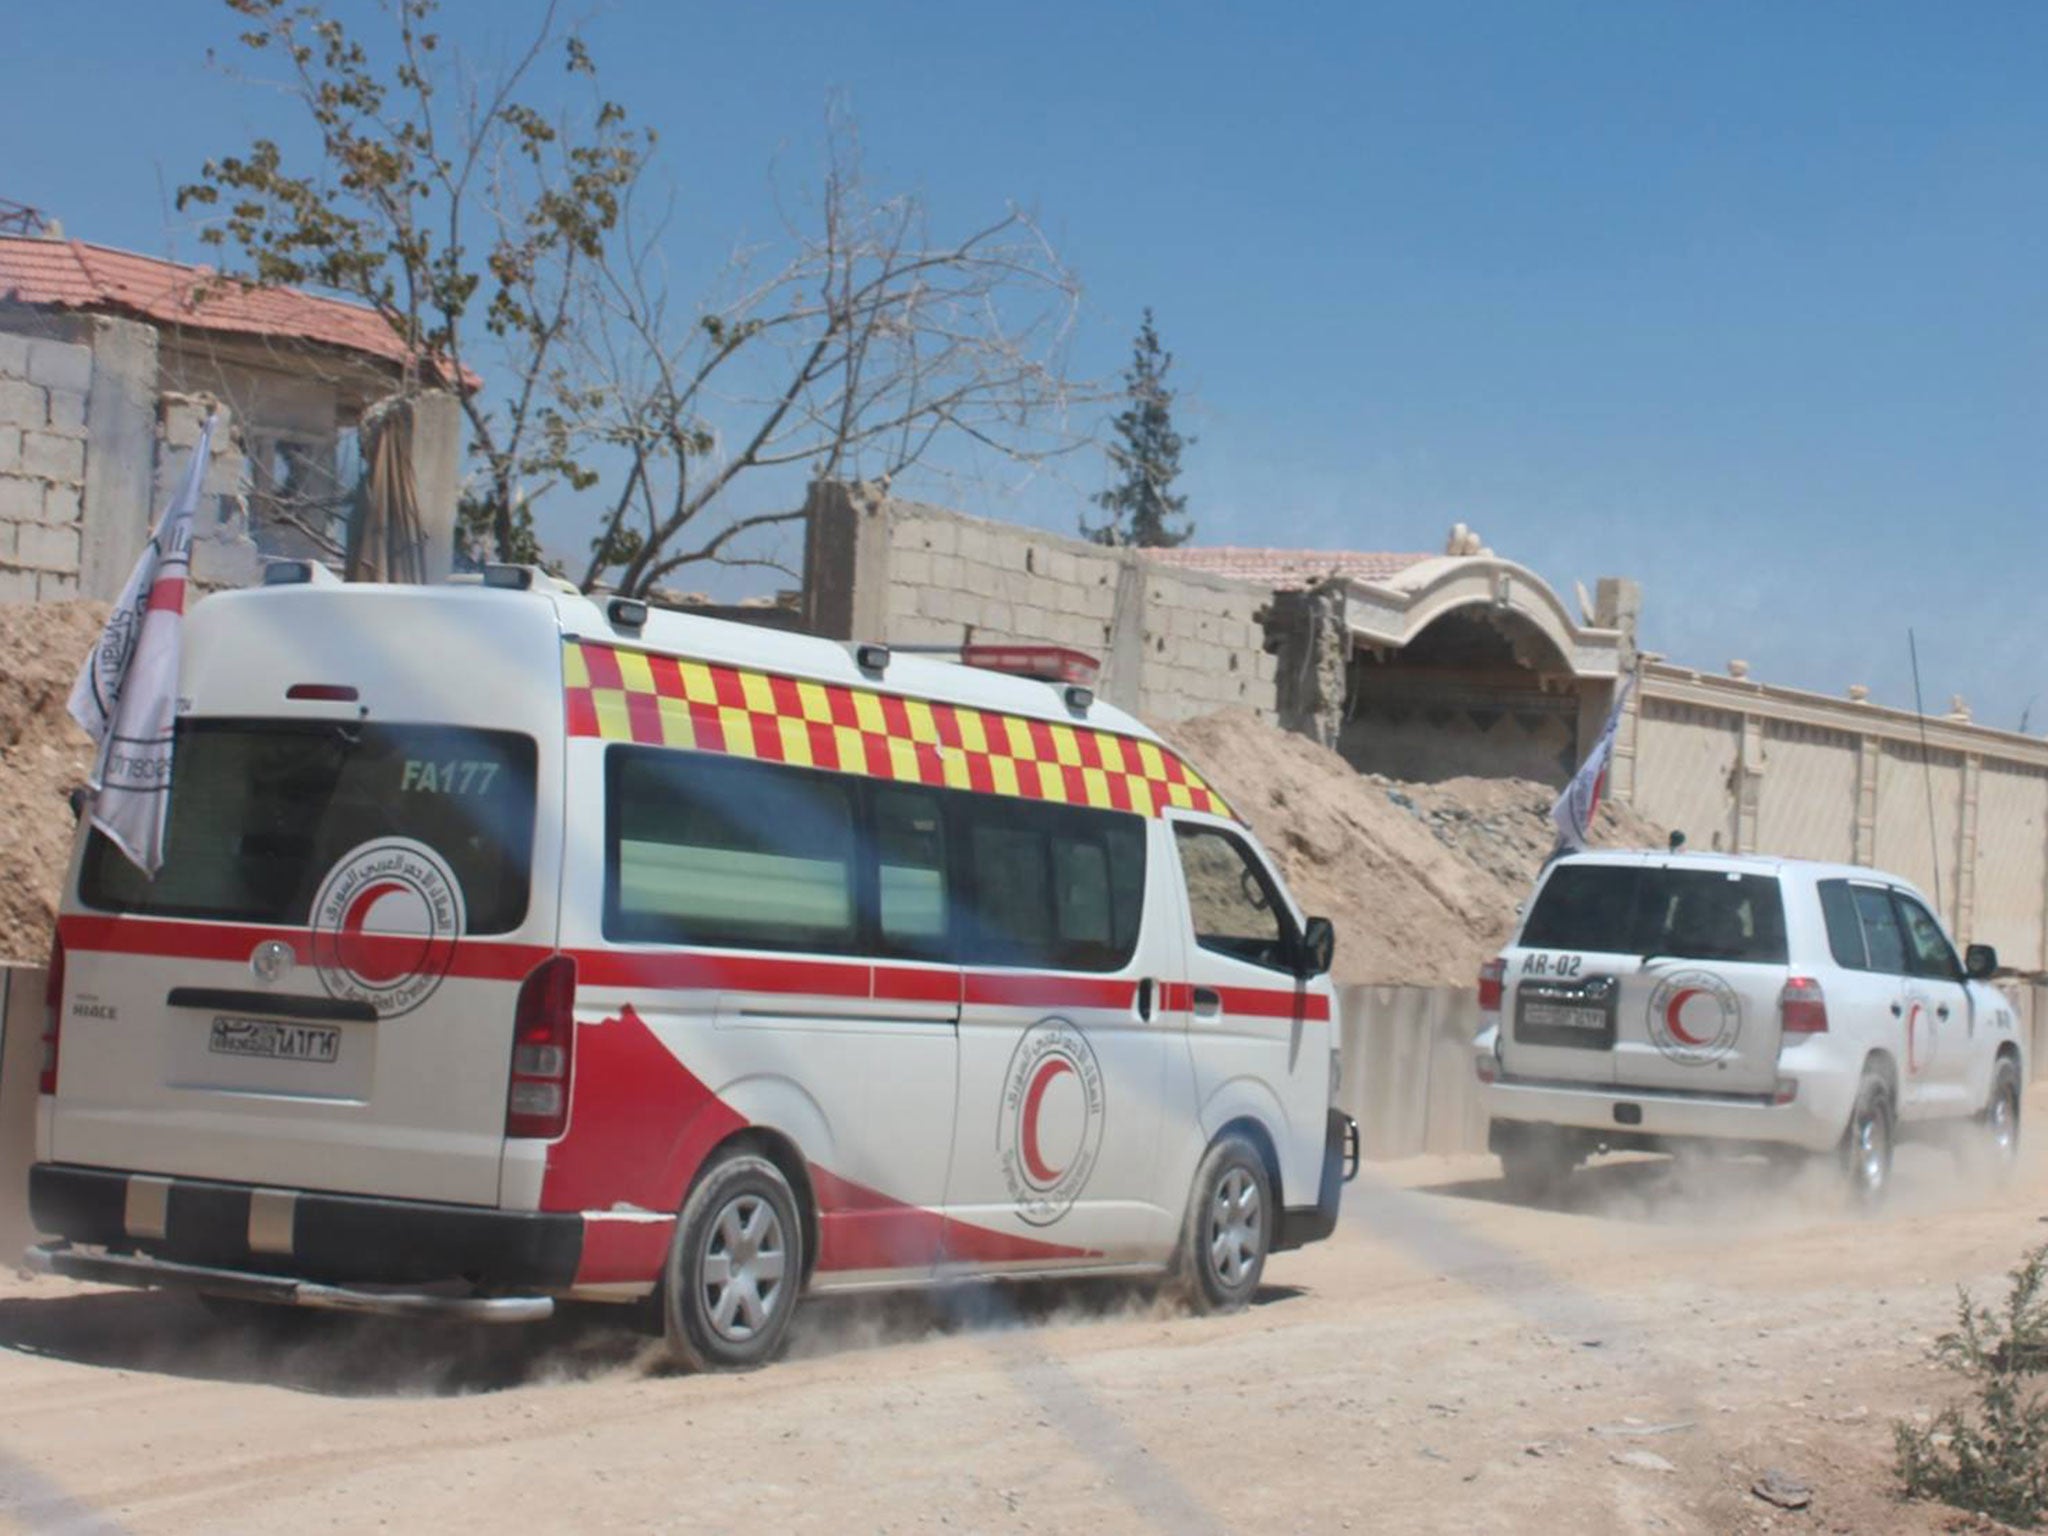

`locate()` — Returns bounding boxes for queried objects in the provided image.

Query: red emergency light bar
[958,644,1101,687]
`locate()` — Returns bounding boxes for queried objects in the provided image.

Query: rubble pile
[1166,708,1663,988]
[0,602,107,961]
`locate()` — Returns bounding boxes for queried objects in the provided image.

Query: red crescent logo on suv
[1647,970,1743,1063]
[1661,987,1710,1047]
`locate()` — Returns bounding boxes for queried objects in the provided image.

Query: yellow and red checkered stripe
[563,641,1231,820]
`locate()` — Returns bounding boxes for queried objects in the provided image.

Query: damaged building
[0,227,462,597]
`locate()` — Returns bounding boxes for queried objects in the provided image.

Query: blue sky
[3,2,2042,728]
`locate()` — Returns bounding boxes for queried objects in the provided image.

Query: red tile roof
[0,236,469,383]
[1141,546,1432,589]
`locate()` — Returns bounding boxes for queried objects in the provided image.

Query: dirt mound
[0,602,105,963]
[1164,708,1664,987]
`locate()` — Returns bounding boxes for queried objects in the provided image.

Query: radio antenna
[1908,629,1944,918]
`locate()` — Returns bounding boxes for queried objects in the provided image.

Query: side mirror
[67,786,86,824]
[1299,916,1336,979]
[1965,943,1998,980]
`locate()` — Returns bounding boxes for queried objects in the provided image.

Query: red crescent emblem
[1662,986,1709,1047]
[1021,1057,1075,1184]
[337,879,427,984]
[1906,1002,1927,1074]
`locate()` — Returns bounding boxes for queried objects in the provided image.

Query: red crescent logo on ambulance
[1647,970,1742,1064]
[338,880,424,984]
[309,838,466,1018]
[1021,1057,1076,1184]
[997,1020,1105,1227]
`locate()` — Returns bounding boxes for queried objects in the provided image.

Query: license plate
[1520,1002,1608,1033]
[208,1017,341,1064]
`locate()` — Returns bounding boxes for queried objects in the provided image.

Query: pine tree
[1084,310,1193,547]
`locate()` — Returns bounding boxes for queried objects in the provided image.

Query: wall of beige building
[1623,664,2048,973]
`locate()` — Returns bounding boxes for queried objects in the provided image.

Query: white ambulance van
[30,566,1355,1368]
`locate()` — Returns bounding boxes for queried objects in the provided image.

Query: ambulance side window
[606,748,858,952]
[1174,824,1295,973]
[957,798,1145,972]
[873,787,949,957]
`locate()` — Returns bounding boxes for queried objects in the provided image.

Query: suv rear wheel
[661,1149,804,1372]
[1498,1134,1578,1205]
[1842,1073,1895,1206]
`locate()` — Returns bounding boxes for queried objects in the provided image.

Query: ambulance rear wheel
[661,1150,804,1372]
[1174,1133,1271,1315]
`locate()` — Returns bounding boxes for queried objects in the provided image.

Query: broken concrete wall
[157,393,258,590]
[1267,581,1349,748]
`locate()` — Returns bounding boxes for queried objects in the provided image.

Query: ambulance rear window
[78,721,537,934]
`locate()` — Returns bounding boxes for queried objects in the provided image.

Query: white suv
[1473,850,2024,1202]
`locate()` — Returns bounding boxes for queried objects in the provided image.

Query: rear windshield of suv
[79,721,537,934]
[1519,862,1789,964]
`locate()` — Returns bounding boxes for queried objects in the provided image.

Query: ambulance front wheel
[1174,1132,1271,1314]
[661,1148,805,1372]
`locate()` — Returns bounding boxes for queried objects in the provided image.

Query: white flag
[1551,674,1635,853]
[68,415,216,877]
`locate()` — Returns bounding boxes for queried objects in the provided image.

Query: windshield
[1519,862,1788,964]
[79,721,537,935]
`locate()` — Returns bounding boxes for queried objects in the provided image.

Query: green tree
[178,0,648,566]
[1084,310,1193,548]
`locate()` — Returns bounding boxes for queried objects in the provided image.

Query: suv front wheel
[1978,1056,2022,1176]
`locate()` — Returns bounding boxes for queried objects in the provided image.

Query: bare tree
[575,128,1087,596]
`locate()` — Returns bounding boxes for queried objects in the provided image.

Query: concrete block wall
[856,492,1280,726]
[0,330,95,601]
[885,500,1125,659]
[1337,984,1488,1160]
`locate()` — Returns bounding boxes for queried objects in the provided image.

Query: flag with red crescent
[66,414,217,877]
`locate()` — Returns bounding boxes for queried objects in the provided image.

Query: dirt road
[2,1109,2041,1536]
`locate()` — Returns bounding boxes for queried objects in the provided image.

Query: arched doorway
[1341,601,1592,784]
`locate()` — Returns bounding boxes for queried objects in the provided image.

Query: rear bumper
[29,1163,582,1291]
[1479,1070,1852,1153]
[26,1245,554,1322]
[1276,1109,1358,1251]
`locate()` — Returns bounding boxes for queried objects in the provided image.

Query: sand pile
[0,602,106,962]
[1165,708,1664,987]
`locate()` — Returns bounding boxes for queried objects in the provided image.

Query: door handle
[1136,978,1156,1023]
[1191,987,1222,1019]
[1890,1003,1903,1017]
[1937,1005,1951,1021]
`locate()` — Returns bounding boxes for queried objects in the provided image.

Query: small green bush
[1896,1243,2048,1527]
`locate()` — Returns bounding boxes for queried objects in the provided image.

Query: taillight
[1780,976,1828,1037]
[39,934,65,1095]
[506,955,576,1139]
[1478,958,1506,1013]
